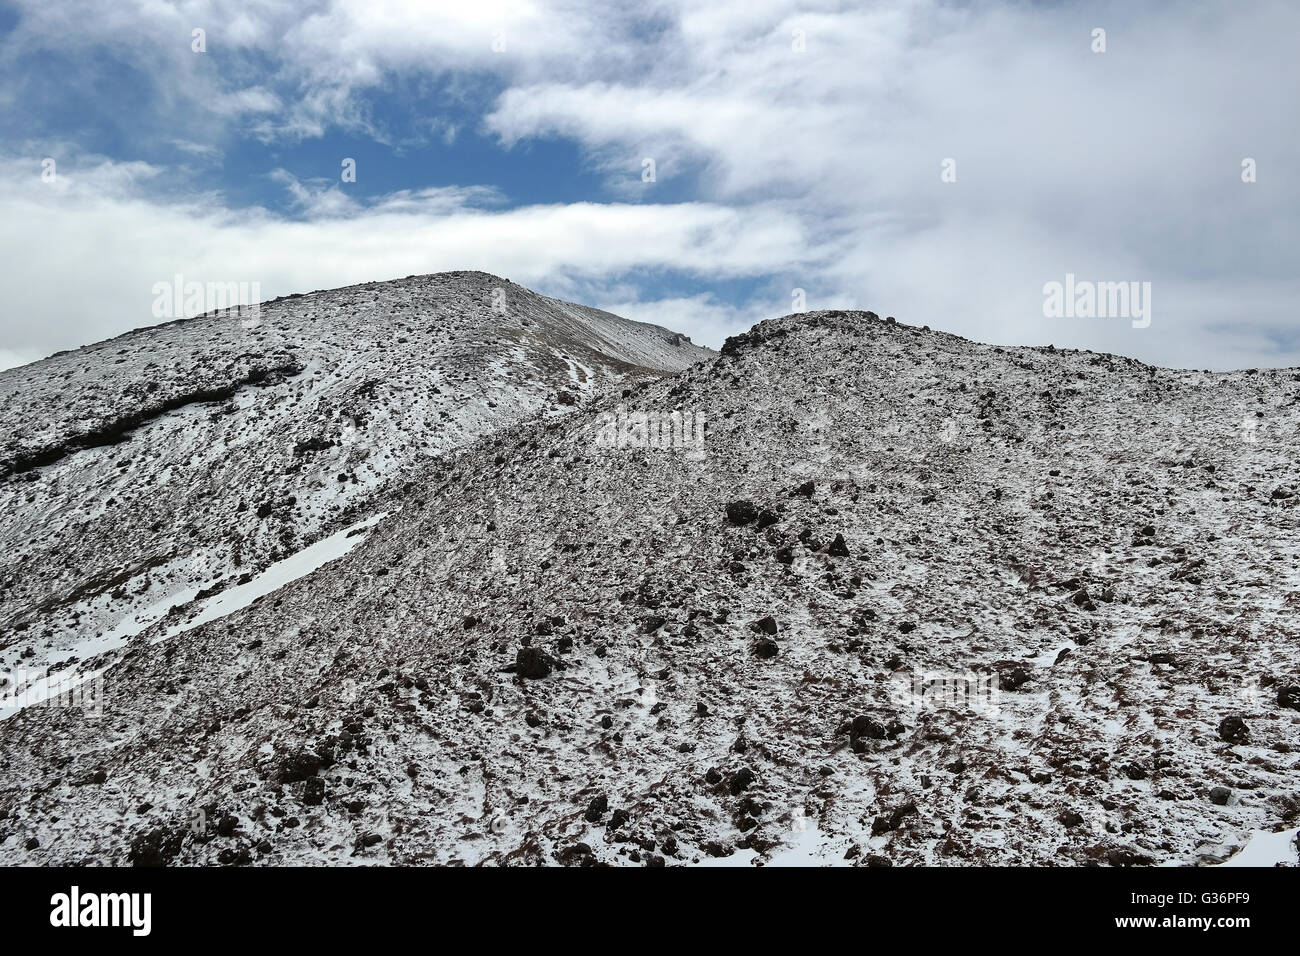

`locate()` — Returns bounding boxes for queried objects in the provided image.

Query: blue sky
[1,0,1297,370]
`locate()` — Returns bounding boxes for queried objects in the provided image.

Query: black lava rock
[515,646,555,679]
[127,827,185,867]
[725,501,759,526]
[584,795,608,823]
[277,750,324,784]
[849,715,886,752]
[728,767,756,795]
[1218,715,1249,745]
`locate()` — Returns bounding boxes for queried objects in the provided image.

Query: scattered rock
[515,646,555,679]
[728,767,756,795]
[217,846,253,866]
[1218,715,1250,745]
[277,750,324,784]
[725,501,759,526]
[1106,848,1155,867]
[584,795,608,823]
[849,715,886,752]
[991,661,1032,691]
[127,827,184,867]
[870,799,918,835]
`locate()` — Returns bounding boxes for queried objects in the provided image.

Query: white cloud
[0,154,816,357]
[481,0,1300,367]
[590,293,761,349]
[0,349,41,372]
[210,86,282,116]
[2,0,1298,367]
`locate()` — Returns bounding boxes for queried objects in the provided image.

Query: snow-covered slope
[2,307,1298,868]
[0,271,711,721]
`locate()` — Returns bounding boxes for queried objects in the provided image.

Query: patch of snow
[1218,827,1300,867]
[156,512,387,642]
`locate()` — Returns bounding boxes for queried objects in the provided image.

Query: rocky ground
[0,271,708,714]
[1,298,1297,867]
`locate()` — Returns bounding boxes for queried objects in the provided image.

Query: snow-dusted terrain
[0,271,708,730]
[2,288,1297,868]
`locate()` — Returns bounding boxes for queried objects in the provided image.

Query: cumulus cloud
[484,0,1300,367]
[2,0,1298,368]
[589,293,764,349]
[0,154,815,359]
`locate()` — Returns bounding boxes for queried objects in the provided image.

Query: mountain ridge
[0,271,711,696]
[3,299,1297,867]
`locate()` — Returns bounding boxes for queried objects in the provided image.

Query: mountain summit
[0,271,710,691]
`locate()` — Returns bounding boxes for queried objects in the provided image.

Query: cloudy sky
[1,0,1296,371]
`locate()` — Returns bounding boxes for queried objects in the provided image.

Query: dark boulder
[127,827,185,867]
[728,767,756,795]
[871,799,917,835]
[849,715,886,752]
[277,750,324,784]
[1218,715,1249,745]
[516,646,555,679]
[584,795,608,823]
[725,501,759,526]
